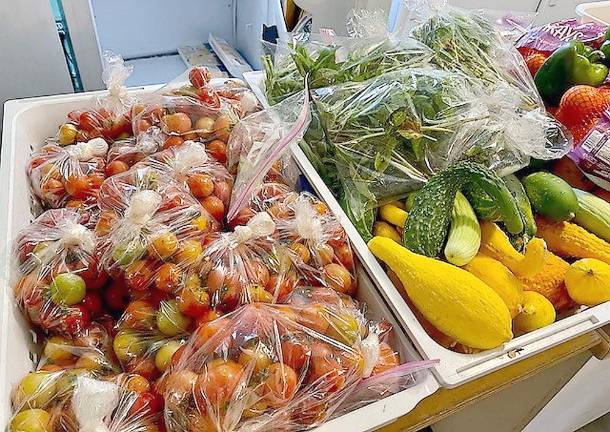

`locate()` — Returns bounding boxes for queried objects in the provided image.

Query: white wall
[0,0,73,135]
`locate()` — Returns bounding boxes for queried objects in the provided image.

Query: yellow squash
[565,258,610,306]
[480,221,547,278]
[518,251,573,312]
[373,221,401,243]
[464,254,523,318]
[536,216,610,264]
[380,204,408,228]
[369,236,513,349]
[513,291,556,333]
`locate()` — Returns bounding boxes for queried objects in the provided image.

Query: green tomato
[14,372,57,409]
[157,300,191,337]
[55,368,90,397]
[49,273,86,306]
[112,239,146,267]
[326,314,361,346]
[113,330,146,364]
[10,409,51,432]
[155,340,183,372]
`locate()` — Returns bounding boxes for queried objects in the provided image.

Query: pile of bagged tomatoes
[8,57,418,432]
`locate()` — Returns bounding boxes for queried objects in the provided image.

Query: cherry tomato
[64,175,91,199]
[313,244,335,266]
[161,113,192,135]
[175,240,203,267]
[148,231,179,260]
[189,67,211,88]
[61,305,91,336]
[262,363,298,407]
[372,342,400,376]
[163,136,185,150]
[106,160,129,177]
[290,242,310,264]
[195,360,243,405]
[323,263,354,295]
[125,374,151,393]
[207,140,227,164]
[229,207,256,228]
[212,115,231,142]
[154,263,182,293]
[82,292,104,317]
[104,280,130,311]
[309,342,345,391]
[213,181,231,205]
[202,195,224,221]
[79,112,102,131]
[298,304,330,334]
[156,299,192,337]
[238,344,272,373]
[41,178,65,199]
[195,88,220,109]
[187,174,214,198]
[121,300,156,330]
[58,123,78,146]
[194,116,214,134]
[136,119,152,133]
[177,284,210,318]
[125,260,155,291]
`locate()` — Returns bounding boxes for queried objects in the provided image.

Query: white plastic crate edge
[0,86,439,431]
[243,70,610,388]
[576,1,610,25]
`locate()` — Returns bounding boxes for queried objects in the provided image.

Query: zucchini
[403,161,523,257]
[444,192,481,266]
[464,182,501,221]
[574,189,610,242]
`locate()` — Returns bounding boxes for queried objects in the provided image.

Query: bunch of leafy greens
[310,68,481,236]
[263,36,432,105]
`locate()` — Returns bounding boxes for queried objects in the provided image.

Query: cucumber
[573,189,610,242]
[444,192,481,266]
[522,172,578,222]
[403,161,523,257]
[464,183,501,221]
[503,174,537,238]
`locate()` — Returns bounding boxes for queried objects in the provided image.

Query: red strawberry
[525,53,548,77]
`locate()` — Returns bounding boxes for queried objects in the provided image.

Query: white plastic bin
[576,1,610,25]
[244,70,610,388]
[0,88,439,431]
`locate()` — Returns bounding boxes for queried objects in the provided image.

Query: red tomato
[333,243,354,272]
[281,336,310,370]
[79,111,102,131]
[195,360,243,405]
[213,181,232,205]
[195,88,221,109]
[228,207,256,228]
[104,280,130,311]
[82,292,104,317]
[163,136,184,150]
[106,160,129,177]
[125,260,155,291]
[61,305,91,336]
[122,300,156,330]
[202,195,225,221]
[309,342,345,391]
[177,285,210,318]
[65,175,92,199]
[154,263,182,293]
[207,140,227,164]
[189,67,212,88]
[127,357,161,382]
[262,363,298,407]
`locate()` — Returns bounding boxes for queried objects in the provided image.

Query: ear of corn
[444,192,480,266]
[480,221,547,278]
[536,216,610,264]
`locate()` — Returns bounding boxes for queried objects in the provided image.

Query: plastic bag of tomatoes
[133,141,233,224]
[27,138,108,210]
[95,166,221,294]
[198,212,316,314]
[226,91,308,201]
[8,369,162,432]
[13,209,109,336]
[56,51,135,146]
[131,67,249,162]
[106,136,161,176]
[112,296,191,381]
[232,189,357,297]
[159,295,417,432]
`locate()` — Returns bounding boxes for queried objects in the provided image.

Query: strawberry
[525,52,548,77]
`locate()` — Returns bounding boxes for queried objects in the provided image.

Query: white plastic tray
[576,1,610,25]
[244,70,610,388]
[0,88,439,431]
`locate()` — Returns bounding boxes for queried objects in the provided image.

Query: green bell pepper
[534,40,608,105]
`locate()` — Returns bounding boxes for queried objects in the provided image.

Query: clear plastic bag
[27,138,108,210]
[228,91,311,222]
[159,295,424,432]
[106,136,161,175]
[133,141,234,224]
[262,31,433,105]
[113,296,190,381]
[198,212,315,312]
[13,209,108,336]
[132,66,258,160]
[95,166,221,293]
[8,370,162,432]
[38,322,120,373]
[56,51,135,145]
[228,182,296,229]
